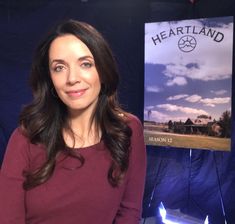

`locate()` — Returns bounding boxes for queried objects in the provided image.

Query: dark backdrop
[0,0,234,223]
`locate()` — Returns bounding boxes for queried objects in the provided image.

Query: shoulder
[5,127,45,159]
[1,127,46,176]
[125,113,143,129]
[121,113,144,137]
[6,127,30,154]
[1,127,31,177]
[8,127,29,143]
[124,113,146,167]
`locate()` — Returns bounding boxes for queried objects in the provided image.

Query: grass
[144,130,231,151]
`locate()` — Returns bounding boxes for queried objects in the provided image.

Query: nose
[67,65,81,85]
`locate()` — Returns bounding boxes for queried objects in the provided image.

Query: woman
[0,19,146,224]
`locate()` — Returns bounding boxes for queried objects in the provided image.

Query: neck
[64,109,101,148]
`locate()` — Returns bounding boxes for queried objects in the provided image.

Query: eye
[81,62,93,68]
[53,65,65,72]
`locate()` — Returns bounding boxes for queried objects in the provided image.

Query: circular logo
[178,35,197,52]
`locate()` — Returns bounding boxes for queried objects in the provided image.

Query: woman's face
[49,34,101,116]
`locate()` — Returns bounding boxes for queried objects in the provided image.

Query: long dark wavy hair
[20,19,132,190]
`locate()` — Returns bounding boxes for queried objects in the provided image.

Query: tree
[168,120,173,130]
[219,110,231,138]
[198,114,210,119]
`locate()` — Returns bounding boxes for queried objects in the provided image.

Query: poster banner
[144,16,233,151]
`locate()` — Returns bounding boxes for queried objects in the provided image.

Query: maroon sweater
[0,115,146,224]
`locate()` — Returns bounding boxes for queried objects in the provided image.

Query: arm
[114,115,147,224]
[0,129,29,224]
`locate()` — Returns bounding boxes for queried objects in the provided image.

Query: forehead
[49,34,93,59]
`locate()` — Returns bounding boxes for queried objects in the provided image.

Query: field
[144,129,231,151]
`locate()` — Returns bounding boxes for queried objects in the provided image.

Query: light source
[158,202,209,224]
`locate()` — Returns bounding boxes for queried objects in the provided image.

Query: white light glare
[159,202,166,220]
[204,215,209,224]
[158,202,180,224]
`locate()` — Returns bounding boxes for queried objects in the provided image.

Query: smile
[66,89,87,98]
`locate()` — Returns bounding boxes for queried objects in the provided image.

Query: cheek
[50,75,64,89]
[86,71,101,89]
[94,77,101,92]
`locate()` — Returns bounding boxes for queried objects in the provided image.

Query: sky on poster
[144,16,233,123]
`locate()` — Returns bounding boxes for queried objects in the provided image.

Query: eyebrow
[78,56,94,61]
[49,56,94,66]
[49,59,65,66]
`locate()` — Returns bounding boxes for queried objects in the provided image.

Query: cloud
[210,89,227,95]
[157,103,209,115]
[144,109,188,123]
[145,85,162,93]
[200,97,230,107]
[145,105,155,110]
[144,109,169,121]
[185,94,202,103]
[166,76,187,86]
[167,94,231,107]
[167,94,189,100]
[145,18,233,85]
[185,95,231,107]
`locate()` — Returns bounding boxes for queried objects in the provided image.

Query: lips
[66,89,87,98]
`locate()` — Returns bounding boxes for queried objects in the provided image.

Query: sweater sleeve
[114,115,147,224]
[0,128,29,224]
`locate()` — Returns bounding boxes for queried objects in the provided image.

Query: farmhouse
[171,115,221,136]
[184,117,212,134]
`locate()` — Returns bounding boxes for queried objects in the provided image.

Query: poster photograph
[144,16,233,151]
